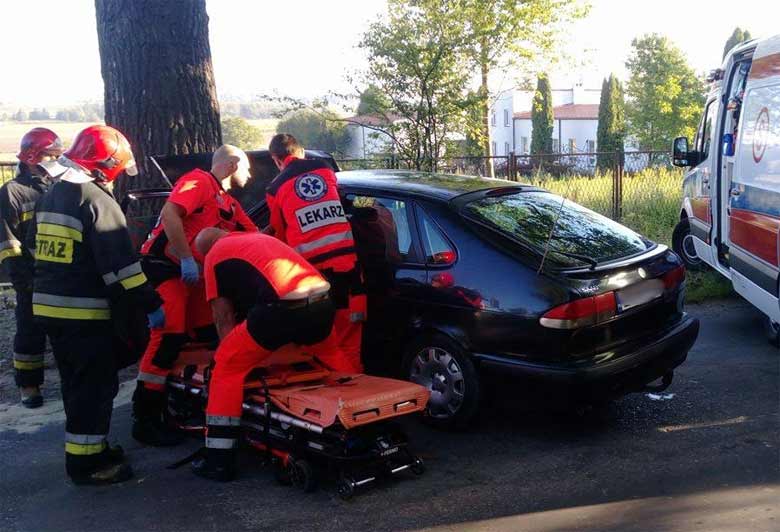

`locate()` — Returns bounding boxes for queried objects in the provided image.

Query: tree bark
[479,44,494,178]
[95,0,221,198]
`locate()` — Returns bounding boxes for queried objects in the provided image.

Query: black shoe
[21,394,44,409]
[191,456,236,482]
[132,420,185,447]
[98,444,125,465]
[70,462,134,486]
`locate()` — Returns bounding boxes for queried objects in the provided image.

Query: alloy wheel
[408,347,465,418]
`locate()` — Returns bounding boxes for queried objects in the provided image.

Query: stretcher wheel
[289,458,317,493]
[411,457,425,476]
[336,476,355,501]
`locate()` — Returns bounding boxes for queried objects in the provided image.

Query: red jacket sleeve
[266,192,287,243]
[233,202,258,232]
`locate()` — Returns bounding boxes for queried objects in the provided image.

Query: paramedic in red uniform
[190,228,334,481]
[133,145,257,446]
[265,134,365,373]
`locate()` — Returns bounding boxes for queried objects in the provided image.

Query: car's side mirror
[672,137,697,167]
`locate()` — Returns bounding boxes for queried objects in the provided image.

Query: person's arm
[232,203,258,233]
[210,297,237,339]
[0,187,28,290]
[160,202,192,259]
[265,192,286,242]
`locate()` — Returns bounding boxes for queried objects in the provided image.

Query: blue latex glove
[180,256,199,284]
[147,307,165,329]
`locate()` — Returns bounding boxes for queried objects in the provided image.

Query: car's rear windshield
[462,191,650,268]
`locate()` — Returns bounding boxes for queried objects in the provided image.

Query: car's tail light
[540,291,617,329]
[662,264,686,289]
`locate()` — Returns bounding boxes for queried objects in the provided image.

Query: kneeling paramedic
[0,128,63,408]
[190,228,334,481]
[134,145,257,446]
[30,125,164,485]
[266,134,365,373]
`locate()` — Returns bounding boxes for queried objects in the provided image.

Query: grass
[528,167,734,303]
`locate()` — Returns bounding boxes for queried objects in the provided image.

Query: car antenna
[537,195,567,275]
[148,156,174,190]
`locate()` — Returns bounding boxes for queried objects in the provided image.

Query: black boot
[192,448,236,482]
[67,448,134,486]
[132,383,184,447]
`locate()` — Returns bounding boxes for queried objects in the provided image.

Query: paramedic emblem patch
[753,107,770,163]
[295,174,328,201]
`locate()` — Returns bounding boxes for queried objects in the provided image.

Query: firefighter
[133,145,257,446]
[265,134,366,373]
[190,228,334,481]
[0,128,64,408]
[31,125,163,485]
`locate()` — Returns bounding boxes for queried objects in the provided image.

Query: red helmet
[17,128,64,165]
[63,125,138,182]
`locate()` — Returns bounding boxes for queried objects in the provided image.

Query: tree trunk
[479,41,494,178]
[95,0,221,199]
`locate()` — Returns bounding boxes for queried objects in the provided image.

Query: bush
[221,117,264,150]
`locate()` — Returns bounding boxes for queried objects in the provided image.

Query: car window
[462,191,649,268]
[346,194,413,263]
[417,207,456,265]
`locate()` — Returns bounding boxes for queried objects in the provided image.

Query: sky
[0,0,777,107]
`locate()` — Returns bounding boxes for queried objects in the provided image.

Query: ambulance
[672,34,780,344]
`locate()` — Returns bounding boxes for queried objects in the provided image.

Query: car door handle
[730,189,741,197]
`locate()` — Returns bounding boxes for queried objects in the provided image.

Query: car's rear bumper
[474,314,699,397]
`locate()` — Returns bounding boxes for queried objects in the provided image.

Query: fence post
[508,152,516,181]
[611,150,624,221]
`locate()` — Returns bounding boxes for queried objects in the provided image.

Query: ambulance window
[347,195,414,262]
[699,100,718,160]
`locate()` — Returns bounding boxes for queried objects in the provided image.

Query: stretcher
[165,343,430,499]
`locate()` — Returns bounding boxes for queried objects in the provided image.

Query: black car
[126,151,699,428]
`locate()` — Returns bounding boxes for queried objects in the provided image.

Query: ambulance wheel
[403,333,480,430]
[336,476,355,501]
[763,315,780,348]
[290,458,317,493]
[672,218,704,271]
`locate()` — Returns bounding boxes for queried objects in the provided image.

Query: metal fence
[0,162,16,186]
[336,151,682,223]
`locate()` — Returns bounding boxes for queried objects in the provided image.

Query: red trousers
[138,278,212,391]
[205,321,272,420]
[311,293,366,373]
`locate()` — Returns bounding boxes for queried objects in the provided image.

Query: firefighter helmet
[17,128,64,165]
[64,125,138,182]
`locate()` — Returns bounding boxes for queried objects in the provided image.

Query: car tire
[763,315,780,348]
[402,333,480,430]
[672,218,705,271]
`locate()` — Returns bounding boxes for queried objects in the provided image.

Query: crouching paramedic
[266,134,365,373]
[0,128,63,408]
[31,125,163,485]
[133,145,257,446]
[190,228,334,481]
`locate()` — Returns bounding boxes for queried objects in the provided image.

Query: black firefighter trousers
[13,288,47,388]
[41,318,119,477]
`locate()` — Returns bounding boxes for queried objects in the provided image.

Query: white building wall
[489,90,515,156]
[345,124,394,159]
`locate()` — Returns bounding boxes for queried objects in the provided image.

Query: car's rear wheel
[402,333,479,430]
[672,218,705,271]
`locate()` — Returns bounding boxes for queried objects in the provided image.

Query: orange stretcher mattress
[173,344,430,429]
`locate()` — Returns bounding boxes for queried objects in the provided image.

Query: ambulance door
[685,98,719,260]
[728,51,780,323]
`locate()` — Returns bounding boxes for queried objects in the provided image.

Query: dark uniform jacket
[0,165,49,291]
[30,169,161,322]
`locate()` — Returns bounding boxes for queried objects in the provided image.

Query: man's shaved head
[211,144,251,188]
[195,227,228,258]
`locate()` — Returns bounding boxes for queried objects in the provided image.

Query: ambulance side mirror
[672,137,697,167]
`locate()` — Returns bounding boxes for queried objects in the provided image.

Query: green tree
[596,74,626,169]
[356,85,391,116]
[359,0,476,171]
[221,117,263,150]
[625,34,705,150]
[723,27,752,59]
[276,109,350,157]
[459,0,588,175]
[531,74,554,155]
